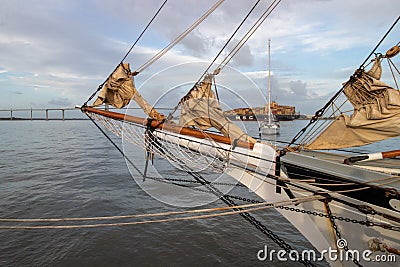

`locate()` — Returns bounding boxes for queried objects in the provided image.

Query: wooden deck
[281,150,400,190]
[299,150,400,172]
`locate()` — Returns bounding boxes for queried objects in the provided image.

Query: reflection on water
[1,119,397,266]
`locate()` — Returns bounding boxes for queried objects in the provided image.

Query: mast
[267,38,271,124]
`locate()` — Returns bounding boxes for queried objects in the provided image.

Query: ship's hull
[84,106,399,266]
[226,114,300,121]
[279,152,399,265]
[260,126,280,135]
[155,131,399,266]
[228,151,399,266]
[281,151,399,211]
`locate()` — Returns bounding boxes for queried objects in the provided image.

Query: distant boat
[260,39,280,135]
[223,102,300,121]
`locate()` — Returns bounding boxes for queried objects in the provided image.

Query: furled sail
[179,74,256,144]
[93,63,165,121]
[306,57,400,150]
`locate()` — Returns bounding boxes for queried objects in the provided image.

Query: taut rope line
[0,197,323,229]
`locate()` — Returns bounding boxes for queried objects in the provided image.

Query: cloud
[228,42,254,67]
[177,30,210,56]
[1,0,399,114]
[289,80,307,97]
[48,98,72,107]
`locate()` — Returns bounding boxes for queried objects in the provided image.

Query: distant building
[224,101,300,121]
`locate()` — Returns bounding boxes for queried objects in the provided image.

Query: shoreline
[0,117,88,121]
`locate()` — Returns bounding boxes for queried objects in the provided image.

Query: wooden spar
[382,150,400,159]
[83,106,254,149]
[343,149,400,164]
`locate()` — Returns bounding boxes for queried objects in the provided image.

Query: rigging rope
[86,106,399,202]
[86,113,146,180]
[83,108,318,267]
[76,9,400,264]
[134,0,225,74]
[0,196,320,223]
[148,169,400,232]
[77,109,400,267]
[387,57,400,90]
[0,198,320,230]
[165,0,282,121]
[358,16,400,70]
[199,0,263,80]
[215,0,282,73]
[86,105,400,199]
[83,0,168,107]
[185,172,317,267]
[121,0,168,63]
[285,15,400,150]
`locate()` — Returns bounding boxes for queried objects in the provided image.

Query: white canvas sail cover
[307,57,400,150]
[179,74,256,144]
[93,63,165,120]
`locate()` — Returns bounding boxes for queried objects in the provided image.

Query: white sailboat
[260,39,280,136]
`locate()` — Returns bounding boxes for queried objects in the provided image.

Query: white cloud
[1,0,399,114]
[48,97,72,107]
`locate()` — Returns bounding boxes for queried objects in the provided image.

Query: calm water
[0,120,397,266]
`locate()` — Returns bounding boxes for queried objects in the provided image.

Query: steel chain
[145,173,398,266]
[148,175,400,232]
[277,205,399,232]
[145,175,244,187]
[325,202,362,267]
[238,209,317,267]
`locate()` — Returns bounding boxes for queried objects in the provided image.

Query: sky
[0,0,399,114]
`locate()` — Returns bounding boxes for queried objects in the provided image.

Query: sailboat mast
[268,39,271,124]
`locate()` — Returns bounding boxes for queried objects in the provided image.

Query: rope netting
[86,111,228,173]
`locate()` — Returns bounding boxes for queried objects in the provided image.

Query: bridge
[0,106,173,120]
[0,108,81,120]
